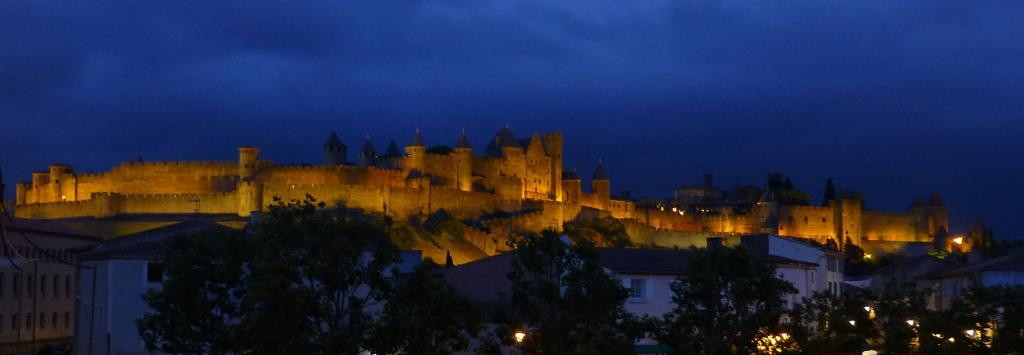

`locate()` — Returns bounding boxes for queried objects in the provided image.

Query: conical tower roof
[592,160,609,181]
[410,129,424,147]
[324,131,346,149]
[455,130,471,149]
[485,125,521,156]
[361,136,378,156]
[562,169,580,180]
[383,140,402,158]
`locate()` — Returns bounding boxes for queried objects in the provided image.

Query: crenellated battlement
[119,160,237,167]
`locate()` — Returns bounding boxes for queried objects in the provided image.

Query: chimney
[706,237,723,250]
[703,174,713,189]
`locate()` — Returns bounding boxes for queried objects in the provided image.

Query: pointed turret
[383,140,403,159]
[590,160,610,209]
[453,130,473,192]
[592,160,609,181]
[359,136,378,167]
[822,178,836,206]
[324,131,347,166]
[485,126,522,157]
[410,129,425,147]
[455,130,472,149]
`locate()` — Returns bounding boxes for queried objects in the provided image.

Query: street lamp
[514,330,527,344]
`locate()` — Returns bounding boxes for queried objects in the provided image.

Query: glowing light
[514,331,526,344]
[965,329,976,337]
[849,320,856,326]
[906,320,916,326]
[61,195,66,200]
[672,207,678,212]
[863,306,871,312]
[863,253,872,260]
[947,337,955,343]
[932,333,944,339]
[953,236,964,245]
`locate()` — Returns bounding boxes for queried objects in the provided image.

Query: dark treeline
[138,199,1024,355]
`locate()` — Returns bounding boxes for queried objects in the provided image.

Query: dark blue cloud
[2,0,1023,238]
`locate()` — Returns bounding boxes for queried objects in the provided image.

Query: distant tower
[591,160,610,209]
[238,146,260,179]
[324,131,347,166]
[561,170,582,205]
[47,164,73,202]
[359,136,379,167]
[405,129,426,172]
[237,146,263,217]
[453,130,473,192]
[926,191,950,237]
[542,133,563,201]
[835,190,863,247]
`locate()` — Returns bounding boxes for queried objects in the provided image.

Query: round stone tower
[404,129,426,173]
[454,130,473,192]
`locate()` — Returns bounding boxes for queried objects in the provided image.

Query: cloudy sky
[2,1,1022,238]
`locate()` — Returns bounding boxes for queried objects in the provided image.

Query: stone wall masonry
[778,205,836,240]
[862,211,919,242]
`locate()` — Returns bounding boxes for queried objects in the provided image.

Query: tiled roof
[78,219,233,261]
[1,215,101,240]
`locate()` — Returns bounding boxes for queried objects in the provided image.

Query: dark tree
[786,291,877,354]
[242,197,402,355]
[657,246,796,354]
[507,230,642,354]
[367,264,482,355]
[137,229,251,355]
[872,279,931,355]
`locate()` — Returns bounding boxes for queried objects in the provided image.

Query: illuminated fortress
[13,127,973,257]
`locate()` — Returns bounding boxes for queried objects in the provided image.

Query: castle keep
[14,127,959,256]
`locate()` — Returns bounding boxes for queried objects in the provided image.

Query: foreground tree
[367,263,483,355]
[507,230,642,354]
[871,279,931,354]
[137,228,251,354]
[786,291,877,354]
[657,246,796,354]
[242,197,402,355]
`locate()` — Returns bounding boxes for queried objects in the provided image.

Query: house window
[40,274,46,298]
[53,276,59,299]
[630,279,647,299]
[64,312,70,329]
[26,274,33,297]
[12,315,17,330]
[11,274,17,297]
[26,314,31,329]
[39,312,44,329]
[147,263,165,283]
[65,276,71,298]
[51,313,57,330]
[0,273,4,299]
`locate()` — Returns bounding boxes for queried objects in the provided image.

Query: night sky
[2,1,1023,238]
